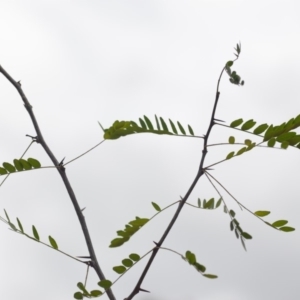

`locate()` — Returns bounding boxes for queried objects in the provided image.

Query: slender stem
[0,65,116,300]
[124,65,227,300]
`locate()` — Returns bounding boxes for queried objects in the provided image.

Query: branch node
[25,134,40,143]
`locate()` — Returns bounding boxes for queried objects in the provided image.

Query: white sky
[1,1,300,299]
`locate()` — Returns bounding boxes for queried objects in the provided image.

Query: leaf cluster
[109,217,149,247]
[183,251,217,279]
[197,197,222,209]
[224,208,252,250]
[2,210,59,249]
[230,115,300,149]
[254,211,295,232]
[0,158,41,175]
[112,253,141,274]
[102,115,195,140]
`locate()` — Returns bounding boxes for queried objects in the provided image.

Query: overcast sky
[1,1,300,300]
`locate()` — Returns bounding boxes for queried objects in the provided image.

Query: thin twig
[63,140,106,166]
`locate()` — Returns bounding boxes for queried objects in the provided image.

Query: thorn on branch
[26,134,40,143]
[17,80,21,86]
[58,157,65,166]
[81,207,86,212]
[214,118,225,123]
[139,288,150,293]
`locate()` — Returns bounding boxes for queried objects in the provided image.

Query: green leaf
[203,274,218,279]
[74,292,83,300]
[244,139,251,146]
[263,124,274,141]
[254,211,270,217]
[197,198,201,207]
[8,222,17,231]
[20,159,32,170]
[113,266,126,274]
[122,259,133,267]
[98,279,112,289]
[151,202,161,212]
[27,158,41,168]
[204,198,214,209]
[169,119,178,134]
[241,119,256,131]
[4,209,10,222]
[177,121,186,135]
[226,151,235,160]
[49,236,58,250]
[279,226,295,232]
[155,115,161,130]
[144,115,154,130]
[281,141,289,149]
[230,220,234,231]
[77,282,89,294]
[32,225,40,241]
[160,117,169,131]
[253,124,269,135]
[17,218,24,233]
[229,136,235,144]
[236,147,247,156]
[216,198,222,208]
[139,118,147,129]
[0,167,8,175]
[185,251,196,265]
[241,232,252,239]
[109,238,126,248]
[3,162,16,173]
[230,118,243,128]
[194,262,206,273]
[13,159,24,171]
[229,210,235,217]
[226,61,234,67]
[90,290,103,296]
[129,253,140,261]
[272,220,288,227]
[267,138,276,147]
[188,125,194,136]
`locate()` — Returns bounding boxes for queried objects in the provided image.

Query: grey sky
[1,1,300,299]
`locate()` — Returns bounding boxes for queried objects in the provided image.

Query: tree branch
[0,65,116,300]
[124,65,226,300]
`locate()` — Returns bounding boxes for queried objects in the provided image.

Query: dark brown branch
[0,65,116,300]
[124,66,226,300]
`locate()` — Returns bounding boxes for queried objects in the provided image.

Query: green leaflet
[102,115,195,139]
[151,202,161,212]
[32,225,40,241]
[49,236,58,250]
[241,119,256,131]
[98,280,112,289]
[254,211,270,217]
[228,136,235,144]
[230,118,243,128]
[253,123,269,135]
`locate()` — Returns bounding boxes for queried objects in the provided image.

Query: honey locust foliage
[109,217,149,247]
[0,158,41,175]
[183,251,217,279]
[254,211,295,232]
[2,210,59,250]
[225,114,300,160]
[100,115,195,140]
